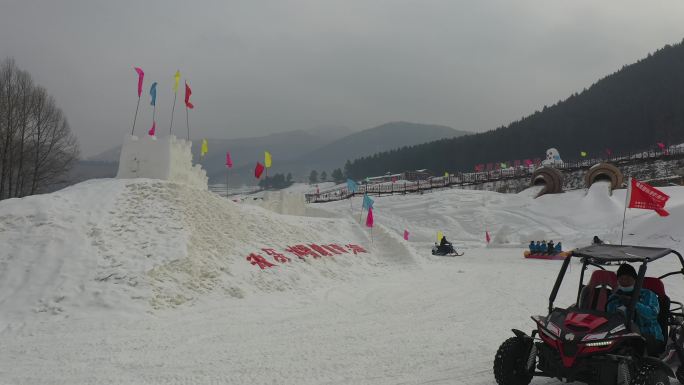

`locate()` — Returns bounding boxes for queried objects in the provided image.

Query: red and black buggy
[494,244,684,385]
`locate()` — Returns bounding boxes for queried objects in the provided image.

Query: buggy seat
[579,270,617,311]
[642,277,670,340]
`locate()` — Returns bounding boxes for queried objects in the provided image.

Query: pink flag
[523,159,533,167]
[403,229,409,240]
[148,121,156,136]
[366,207,374,228]
[134,67,144,97]
[657,142,666,150]
[486,231,491,243]
[226,152,233,168]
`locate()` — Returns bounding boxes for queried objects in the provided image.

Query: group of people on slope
[528,240,562,255]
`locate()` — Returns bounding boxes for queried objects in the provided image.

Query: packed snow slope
[0,178,407,331]
[2,180,684,384]
[321,181,684,250]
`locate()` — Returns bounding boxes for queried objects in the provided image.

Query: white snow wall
[116,135,208,190]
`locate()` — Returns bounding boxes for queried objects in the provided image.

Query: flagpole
[620,177,631,245]
[186,105,190,141]
[152,102,156,135]
[169,91,177,134]
[226,168,229,198]
[131,96,141,135]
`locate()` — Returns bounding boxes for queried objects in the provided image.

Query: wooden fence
[305,146,684,203]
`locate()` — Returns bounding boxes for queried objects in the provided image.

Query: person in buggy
[607,263,664,354]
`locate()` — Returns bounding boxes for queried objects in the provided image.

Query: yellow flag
[437,231,443,243]
[264,151,272,168]
[580,151,587,157]
[444,172,449,178]
[201,139,208,157]
[173,70,181,93]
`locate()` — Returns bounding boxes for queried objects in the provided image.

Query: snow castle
[116,135,208,190]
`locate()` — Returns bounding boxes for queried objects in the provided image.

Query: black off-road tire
[493,337,533,385]
[632,363,670,385]
[675,366,684,384]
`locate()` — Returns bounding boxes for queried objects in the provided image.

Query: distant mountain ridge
[74,122,468,186]
[345,39,684,179]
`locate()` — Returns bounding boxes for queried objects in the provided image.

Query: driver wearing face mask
[607,264,663,354]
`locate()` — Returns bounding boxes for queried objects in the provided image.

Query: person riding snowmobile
[439,236,454,254]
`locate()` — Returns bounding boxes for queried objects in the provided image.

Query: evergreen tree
[309,170,318,184]
[331,168,344,182]
[320,171,327,181]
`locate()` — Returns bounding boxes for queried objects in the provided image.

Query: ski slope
[1,179,683,384]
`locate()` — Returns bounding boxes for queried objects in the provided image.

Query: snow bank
[0,178,401,330]
[116,134,208,190]
[319,182,684,250]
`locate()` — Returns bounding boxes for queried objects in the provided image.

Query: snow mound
[0,178,400,329]
[318,184,684,251]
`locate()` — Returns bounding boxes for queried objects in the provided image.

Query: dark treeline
[0,58,79,199]
[258,172,294,190]
[345,40,684,179]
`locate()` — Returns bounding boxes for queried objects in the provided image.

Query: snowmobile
[494,244,684,385]
[431,243,464,257]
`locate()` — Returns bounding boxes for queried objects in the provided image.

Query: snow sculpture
[541,148,563,166]
[116,135,208,190]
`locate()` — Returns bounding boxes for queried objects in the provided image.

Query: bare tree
[0,58,79,200]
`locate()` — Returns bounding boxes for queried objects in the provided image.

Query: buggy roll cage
[547,245,684,330]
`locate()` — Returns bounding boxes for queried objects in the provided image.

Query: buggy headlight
[585,340,612,347]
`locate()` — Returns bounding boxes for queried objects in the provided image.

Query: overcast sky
[2,0,684,157]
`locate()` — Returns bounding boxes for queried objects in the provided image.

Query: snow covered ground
[1,179,684,384]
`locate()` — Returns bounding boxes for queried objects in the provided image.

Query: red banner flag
[628,178,669,217]
[523,159,533,167]
[366,207,374,228]
[226,152,233,168]
[185,82,194,109]
[403,229,409,240]
[657,142,666,150]
[254,162,264,178]
[148,121,156,136]
[486,231,491,243]
[134,67,144,97]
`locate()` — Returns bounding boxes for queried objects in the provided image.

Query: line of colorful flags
[130,67,194,140]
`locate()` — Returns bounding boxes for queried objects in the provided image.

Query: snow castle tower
[116,135,208,190]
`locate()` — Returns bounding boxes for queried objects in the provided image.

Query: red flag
[134,67,144,97]
[523,159,533,167]
[366,207,374,228]
[185,82,194,109]
[628,178,670,217]
[254,162,264,178]
[226,152,233,168]
[403,229,409,240]
[657,142,666,150]
[148,121,156,136]
[605,148,612,156]
[486,231,491,243]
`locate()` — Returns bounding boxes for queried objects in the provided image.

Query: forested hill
[345,40,684,179]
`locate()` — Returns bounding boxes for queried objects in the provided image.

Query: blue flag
[347,178,358,193]
[150,82,157,106]
[362,194,374,210]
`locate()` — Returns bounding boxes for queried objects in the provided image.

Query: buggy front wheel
[493,337,534,385]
